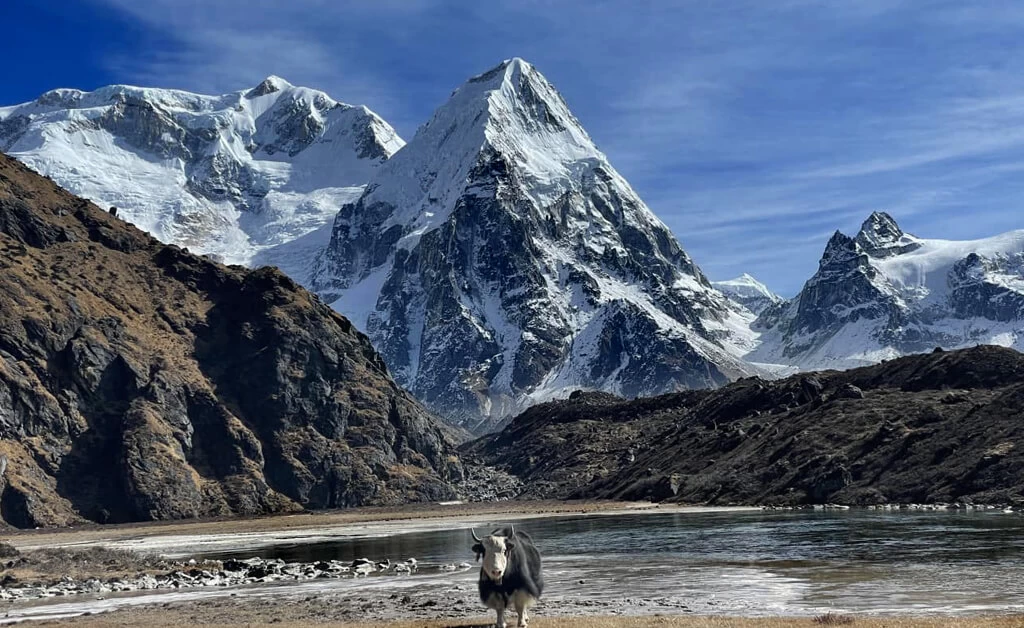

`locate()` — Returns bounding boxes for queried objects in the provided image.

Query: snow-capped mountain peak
[249,75,292,96]
[312,58,760,431]
[749,212,1024,370]
[0,78,404,265]
[854,211,921,257]
[712,273,784,315]
[359,56,635,248]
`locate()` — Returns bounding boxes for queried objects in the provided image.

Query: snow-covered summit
[854,211,921,258]
[748,212,1024,370]
[353,57,664,249]
[313,58,760,431]
[0,78,404,264]
[712,274,784,315]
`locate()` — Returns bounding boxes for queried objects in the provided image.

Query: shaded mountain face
[749,212,1024,370]
[0,153,460,528]
[0,77,403,267]
[464,345,1024,507]
[311,58,757,432]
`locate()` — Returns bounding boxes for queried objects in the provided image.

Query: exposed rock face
[311,58,758,432]
[0,78,404,267]
[464,346,1024,506]
[0,153,460,528]
[750,212,1024,369]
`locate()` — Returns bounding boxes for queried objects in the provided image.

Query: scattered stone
[0,555,437,603]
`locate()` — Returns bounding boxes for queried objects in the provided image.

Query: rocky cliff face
[0,153,460,528]
[0,77,403,267]
[464,345,1024,506]
[749,212,1024,369]
[311,58,758,432]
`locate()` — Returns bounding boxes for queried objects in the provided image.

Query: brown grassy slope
[465,346,1024,506]
[0,153,461,528]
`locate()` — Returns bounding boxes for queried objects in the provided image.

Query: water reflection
[204,509,1024,614]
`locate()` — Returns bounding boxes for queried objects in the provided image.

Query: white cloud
[85,0,1024,297]
[93,0,426,121]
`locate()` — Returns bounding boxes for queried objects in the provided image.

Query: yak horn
[509,524,515,537]
[471,528,482,542]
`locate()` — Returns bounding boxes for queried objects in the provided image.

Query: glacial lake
[5,508,1023,623]
[203,508,1024,616]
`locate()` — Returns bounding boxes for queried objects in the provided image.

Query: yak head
[471,526,516,583]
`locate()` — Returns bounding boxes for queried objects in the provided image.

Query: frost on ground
[0,562,802,625]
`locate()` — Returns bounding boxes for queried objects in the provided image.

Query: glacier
[749,211,1024,370]
[0,76,403,266]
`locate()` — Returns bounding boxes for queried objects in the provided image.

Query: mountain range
[0,76,403,266]
[308,58,759,430]
[2,60,1022,431]
[750,211,1024,369]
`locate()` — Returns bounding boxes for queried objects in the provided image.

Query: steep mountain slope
[712,274,784,315]
[464,346,1024,506]
[749,212,1024,369]
[0,153,460,528]
[311,58,758,431]
[0,77,403,267]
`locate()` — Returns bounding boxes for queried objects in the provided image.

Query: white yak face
[475,535,513,582]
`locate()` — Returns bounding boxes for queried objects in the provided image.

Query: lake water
[205,508,1024,616]
[4,508,1023,623]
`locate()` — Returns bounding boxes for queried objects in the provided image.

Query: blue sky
[4,0,1024,296]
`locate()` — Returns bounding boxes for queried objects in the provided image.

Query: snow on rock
[311,58,761,432]
[750,211,1024,370]
[712,273,784,315]
[0,78,404,267]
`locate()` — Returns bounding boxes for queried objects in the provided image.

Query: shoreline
[6,499,1015,558]
[0,503,1021,625]
[5,501,757,558]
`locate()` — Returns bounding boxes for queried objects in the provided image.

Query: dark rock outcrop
[464,346,1024,507]
[0,153,461,528]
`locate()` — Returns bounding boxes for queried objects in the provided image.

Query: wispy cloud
[92,0,431,128]
[85,0,1024,296]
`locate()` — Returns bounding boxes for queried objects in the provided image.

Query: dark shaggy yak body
[476,526,543,608]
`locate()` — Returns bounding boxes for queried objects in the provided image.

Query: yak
[471,525,543,628]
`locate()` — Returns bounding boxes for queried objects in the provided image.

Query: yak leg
[514,592,534,627]
[495,607,506,628]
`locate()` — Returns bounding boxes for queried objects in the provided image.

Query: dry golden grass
[38,613,1024,628]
